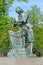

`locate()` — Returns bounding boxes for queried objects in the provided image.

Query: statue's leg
[22,36,25,47]
[30,42,33,54]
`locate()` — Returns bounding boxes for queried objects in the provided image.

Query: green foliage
[0,0,16,16]
[27,5,42,25]
[18,0,28,2]
[8,0,14,3]
[0,0,14,53]
[33,25,43,56]
[12,25,19,32]
[0,15,13,53]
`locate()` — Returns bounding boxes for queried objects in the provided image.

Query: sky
[9,0,43,19]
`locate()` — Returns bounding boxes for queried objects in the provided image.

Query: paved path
[0,57,43,65]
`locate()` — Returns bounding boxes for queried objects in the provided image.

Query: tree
[27,5,43,56]
[27,5,42,25]
[0,15,13,53]
[0,0,14,55]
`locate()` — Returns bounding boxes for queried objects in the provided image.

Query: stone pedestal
[7,30,36,57]
[7,30,26,57]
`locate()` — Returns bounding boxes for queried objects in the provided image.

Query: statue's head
[15,7,23,14]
